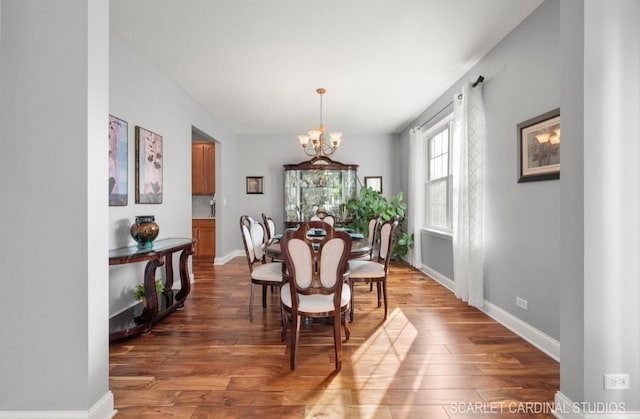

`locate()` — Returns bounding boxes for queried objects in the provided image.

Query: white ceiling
[110,0,543,135]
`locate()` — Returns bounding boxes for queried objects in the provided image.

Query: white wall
[401,0,561,339]
[0,0,112,415]
[109,32,239,315]
[582,0,640,409]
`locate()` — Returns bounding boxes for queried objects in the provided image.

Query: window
[424,115,453,233]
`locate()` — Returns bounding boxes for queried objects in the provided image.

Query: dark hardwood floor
[109,258,559,418]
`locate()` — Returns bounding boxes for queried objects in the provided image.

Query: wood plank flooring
[109,258,559,418]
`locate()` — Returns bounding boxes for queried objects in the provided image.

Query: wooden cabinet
[192,218,216,260]
[192,142,215,195]
[283,156,358,228]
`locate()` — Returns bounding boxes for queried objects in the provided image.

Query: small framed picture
[246,176,264,194]
[365,176,383,193]
[517,108,560,183]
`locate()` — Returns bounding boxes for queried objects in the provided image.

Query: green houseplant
[132,279,165,302]
[346,186,414,261]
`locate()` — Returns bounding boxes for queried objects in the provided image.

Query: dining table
[264,228,371,261]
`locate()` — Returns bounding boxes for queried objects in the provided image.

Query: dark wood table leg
[164,252,175,291]
[176,244,195,305]
[141,256,164,334]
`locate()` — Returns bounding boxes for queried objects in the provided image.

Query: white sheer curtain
[408,127,423,269]
[451,82,485,308]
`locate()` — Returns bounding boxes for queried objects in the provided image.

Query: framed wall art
[246,176,264,194]
[135,126,163,203]
[365,176,383,193]
[517,108,560,183]
[109,115,128,206]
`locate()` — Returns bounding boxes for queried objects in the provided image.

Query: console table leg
[176,244,195,304]
[141,256,164,333]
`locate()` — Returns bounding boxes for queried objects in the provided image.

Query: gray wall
[108,32,239,315]
[0,0,111,412]
[235,133,400,236]
[401,0,561,339]
[559,0,584,404]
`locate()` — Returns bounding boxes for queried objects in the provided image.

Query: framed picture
[365,176,383,193]
[246,176,264,194]
[135,126,163,203]
[109,115,128,206]
[517,108,560,183]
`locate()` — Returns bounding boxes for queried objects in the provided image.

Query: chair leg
[376,282,382,307]
[262,284,267,308]
[369,280,373,292]
[343,311,351,340]
[249,282,255,322]
[382,279,388,321]
[280,307,288,342]
[349,279,355,322]
[290,314,300,371]
[333,313,342,371]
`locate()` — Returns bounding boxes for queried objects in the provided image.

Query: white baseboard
[419,264,455,292]
[482,299,560,362]
[215,250,244,265]
[554,392,585,419]
[419,264,560,362]
[0,391,116,419]
[554,392,640,419]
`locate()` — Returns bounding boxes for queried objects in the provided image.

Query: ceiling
[110,0,543,135]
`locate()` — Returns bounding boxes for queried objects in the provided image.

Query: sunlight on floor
[306,308,419,418]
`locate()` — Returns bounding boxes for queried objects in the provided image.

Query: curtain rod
[418,75,485,130]
[471,75,485,88]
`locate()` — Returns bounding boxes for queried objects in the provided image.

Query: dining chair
[352,214,380,262]
[348,216,399,321]
[261,212,282,263]
[280,221,352,371]
[261,213,277,241]
[239,215,284,321]
[309,210,335,227]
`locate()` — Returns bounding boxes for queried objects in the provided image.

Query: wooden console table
[109,237,195,341]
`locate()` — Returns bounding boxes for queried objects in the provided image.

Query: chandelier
[297,88,342,157]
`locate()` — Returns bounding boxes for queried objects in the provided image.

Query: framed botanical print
[135,126,163,203]
[109,115,128,206]
[517,108,560,183]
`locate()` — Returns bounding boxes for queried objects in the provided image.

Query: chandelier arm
[302,144,317,157]
[321,139,335,156]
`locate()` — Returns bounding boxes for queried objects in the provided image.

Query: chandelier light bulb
[298,134,310,147]
[308,129,322,142]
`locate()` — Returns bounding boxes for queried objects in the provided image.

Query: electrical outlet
[604,374,630,390]
[516,297,528,310]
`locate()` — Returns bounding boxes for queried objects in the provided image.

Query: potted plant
[132,279,165,302]
[346,186,414,261]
